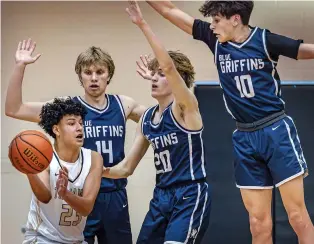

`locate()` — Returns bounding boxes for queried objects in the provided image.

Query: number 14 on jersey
[96,140,113,164]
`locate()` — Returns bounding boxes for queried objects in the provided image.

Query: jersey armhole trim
[141,108,151,137]
[114,95,126,122]
[262,29,278,64]
[169,106,203,134]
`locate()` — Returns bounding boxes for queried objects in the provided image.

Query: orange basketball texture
[8,130,53,174]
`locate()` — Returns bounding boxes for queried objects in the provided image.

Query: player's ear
[232,14,240,26]
[52,125,60,138]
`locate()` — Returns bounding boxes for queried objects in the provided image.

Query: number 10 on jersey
[234,74,255,98]
[96,140,113,164]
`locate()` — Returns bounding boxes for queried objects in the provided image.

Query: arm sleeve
[192,19,217,54]
[265,30,303,61]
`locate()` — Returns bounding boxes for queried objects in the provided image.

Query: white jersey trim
[169,107,203,134]
[227,27,258,49]
[113,95,126,122]
[76,95,110,114]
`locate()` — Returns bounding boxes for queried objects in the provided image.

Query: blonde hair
[75,46,115,84]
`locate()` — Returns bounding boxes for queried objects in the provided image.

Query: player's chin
[151,90,160,98]
[75,138,84,146]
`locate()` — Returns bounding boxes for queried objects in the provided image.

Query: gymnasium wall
[1,1,314,243]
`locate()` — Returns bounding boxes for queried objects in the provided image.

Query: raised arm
[146,1,194,35]
[126,1,198,111]
[103,115,150,179]
[57,151,103,217]
[5,38,46,123]
[297,43,314,60]
[27,168,52,204]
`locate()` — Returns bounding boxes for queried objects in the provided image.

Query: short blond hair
[148,51,195,88]
[75,46,115,84]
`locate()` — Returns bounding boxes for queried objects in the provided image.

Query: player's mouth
[76,134,84,141]
[90,84,99,90]
[152,84,158,89]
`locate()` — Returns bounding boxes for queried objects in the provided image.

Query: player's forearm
[62,191,93,217]
[297,43,314,59]
[102,160,131,179]
[138,21,176,76]
[146,1,193,35]
[146,1,175,17]
[5,63,27,118]
[138,21,185,92]
[27,174,52,204]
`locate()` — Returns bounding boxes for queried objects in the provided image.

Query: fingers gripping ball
[8,130,53,174]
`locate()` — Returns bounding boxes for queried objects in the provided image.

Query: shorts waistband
[236,111,286,132]
[156,178,207,190]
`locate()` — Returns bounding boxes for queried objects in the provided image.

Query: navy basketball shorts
[233,116,308,189]
[84,188,132,244]
[137,181,211,244]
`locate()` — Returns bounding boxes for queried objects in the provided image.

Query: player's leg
[84,193,108,244]
[233,130,274,244]
[103,189,132,244]
[240,189,273,244]
[279,176,314,244]
[164,182,211,244]
[267,117,314,243]
[137,188,168,244]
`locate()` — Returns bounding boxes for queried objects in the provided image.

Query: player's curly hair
[199,1,254,25]
[38,97,87,138]
[75,46,115,85]
[148,51,195,88]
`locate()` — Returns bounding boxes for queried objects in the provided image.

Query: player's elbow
[81,203,94,217]
[159,4,177,19]
[38,195,52,204]
[160,63,175,75]
[5,109,16,118]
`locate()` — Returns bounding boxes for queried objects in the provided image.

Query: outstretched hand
[136,55,152,80]
[126,0,145,26]
[15,38,41,65]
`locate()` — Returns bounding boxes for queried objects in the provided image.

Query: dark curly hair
[38,97,87,138]
[148,51,195,88]
[199,1,254,25]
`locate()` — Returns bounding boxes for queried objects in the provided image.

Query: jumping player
[146,1,314,243]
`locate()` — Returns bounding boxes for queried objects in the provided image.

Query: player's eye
[158,71,165,77]
[97,70,104,75]
[84,70,91,75]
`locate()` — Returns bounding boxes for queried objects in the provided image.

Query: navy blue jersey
[141,103,206,188]
[73,95,126,191]
[193,20,302,123]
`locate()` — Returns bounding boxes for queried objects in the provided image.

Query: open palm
[15,38,41,65]
[126,0,144,25]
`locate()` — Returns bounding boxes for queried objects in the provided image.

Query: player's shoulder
[90,150,103,168]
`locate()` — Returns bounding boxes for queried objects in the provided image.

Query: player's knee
[249,213,272,237]
[287,207,308,231]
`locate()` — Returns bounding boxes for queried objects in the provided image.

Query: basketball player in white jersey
[23,97,103,244]
[6,37,146,244]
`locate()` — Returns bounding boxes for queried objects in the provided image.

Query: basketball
[8,130,53,174]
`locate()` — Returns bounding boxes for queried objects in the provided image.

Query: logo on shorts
[123,203,128,208]
[272,125,281,131]
[190,229,198,239]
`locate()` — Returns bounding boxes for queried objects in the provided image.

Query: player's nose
[91,72,98,81]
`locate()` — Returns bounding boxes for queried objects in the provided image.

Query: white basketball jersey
[25,147,92,244]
